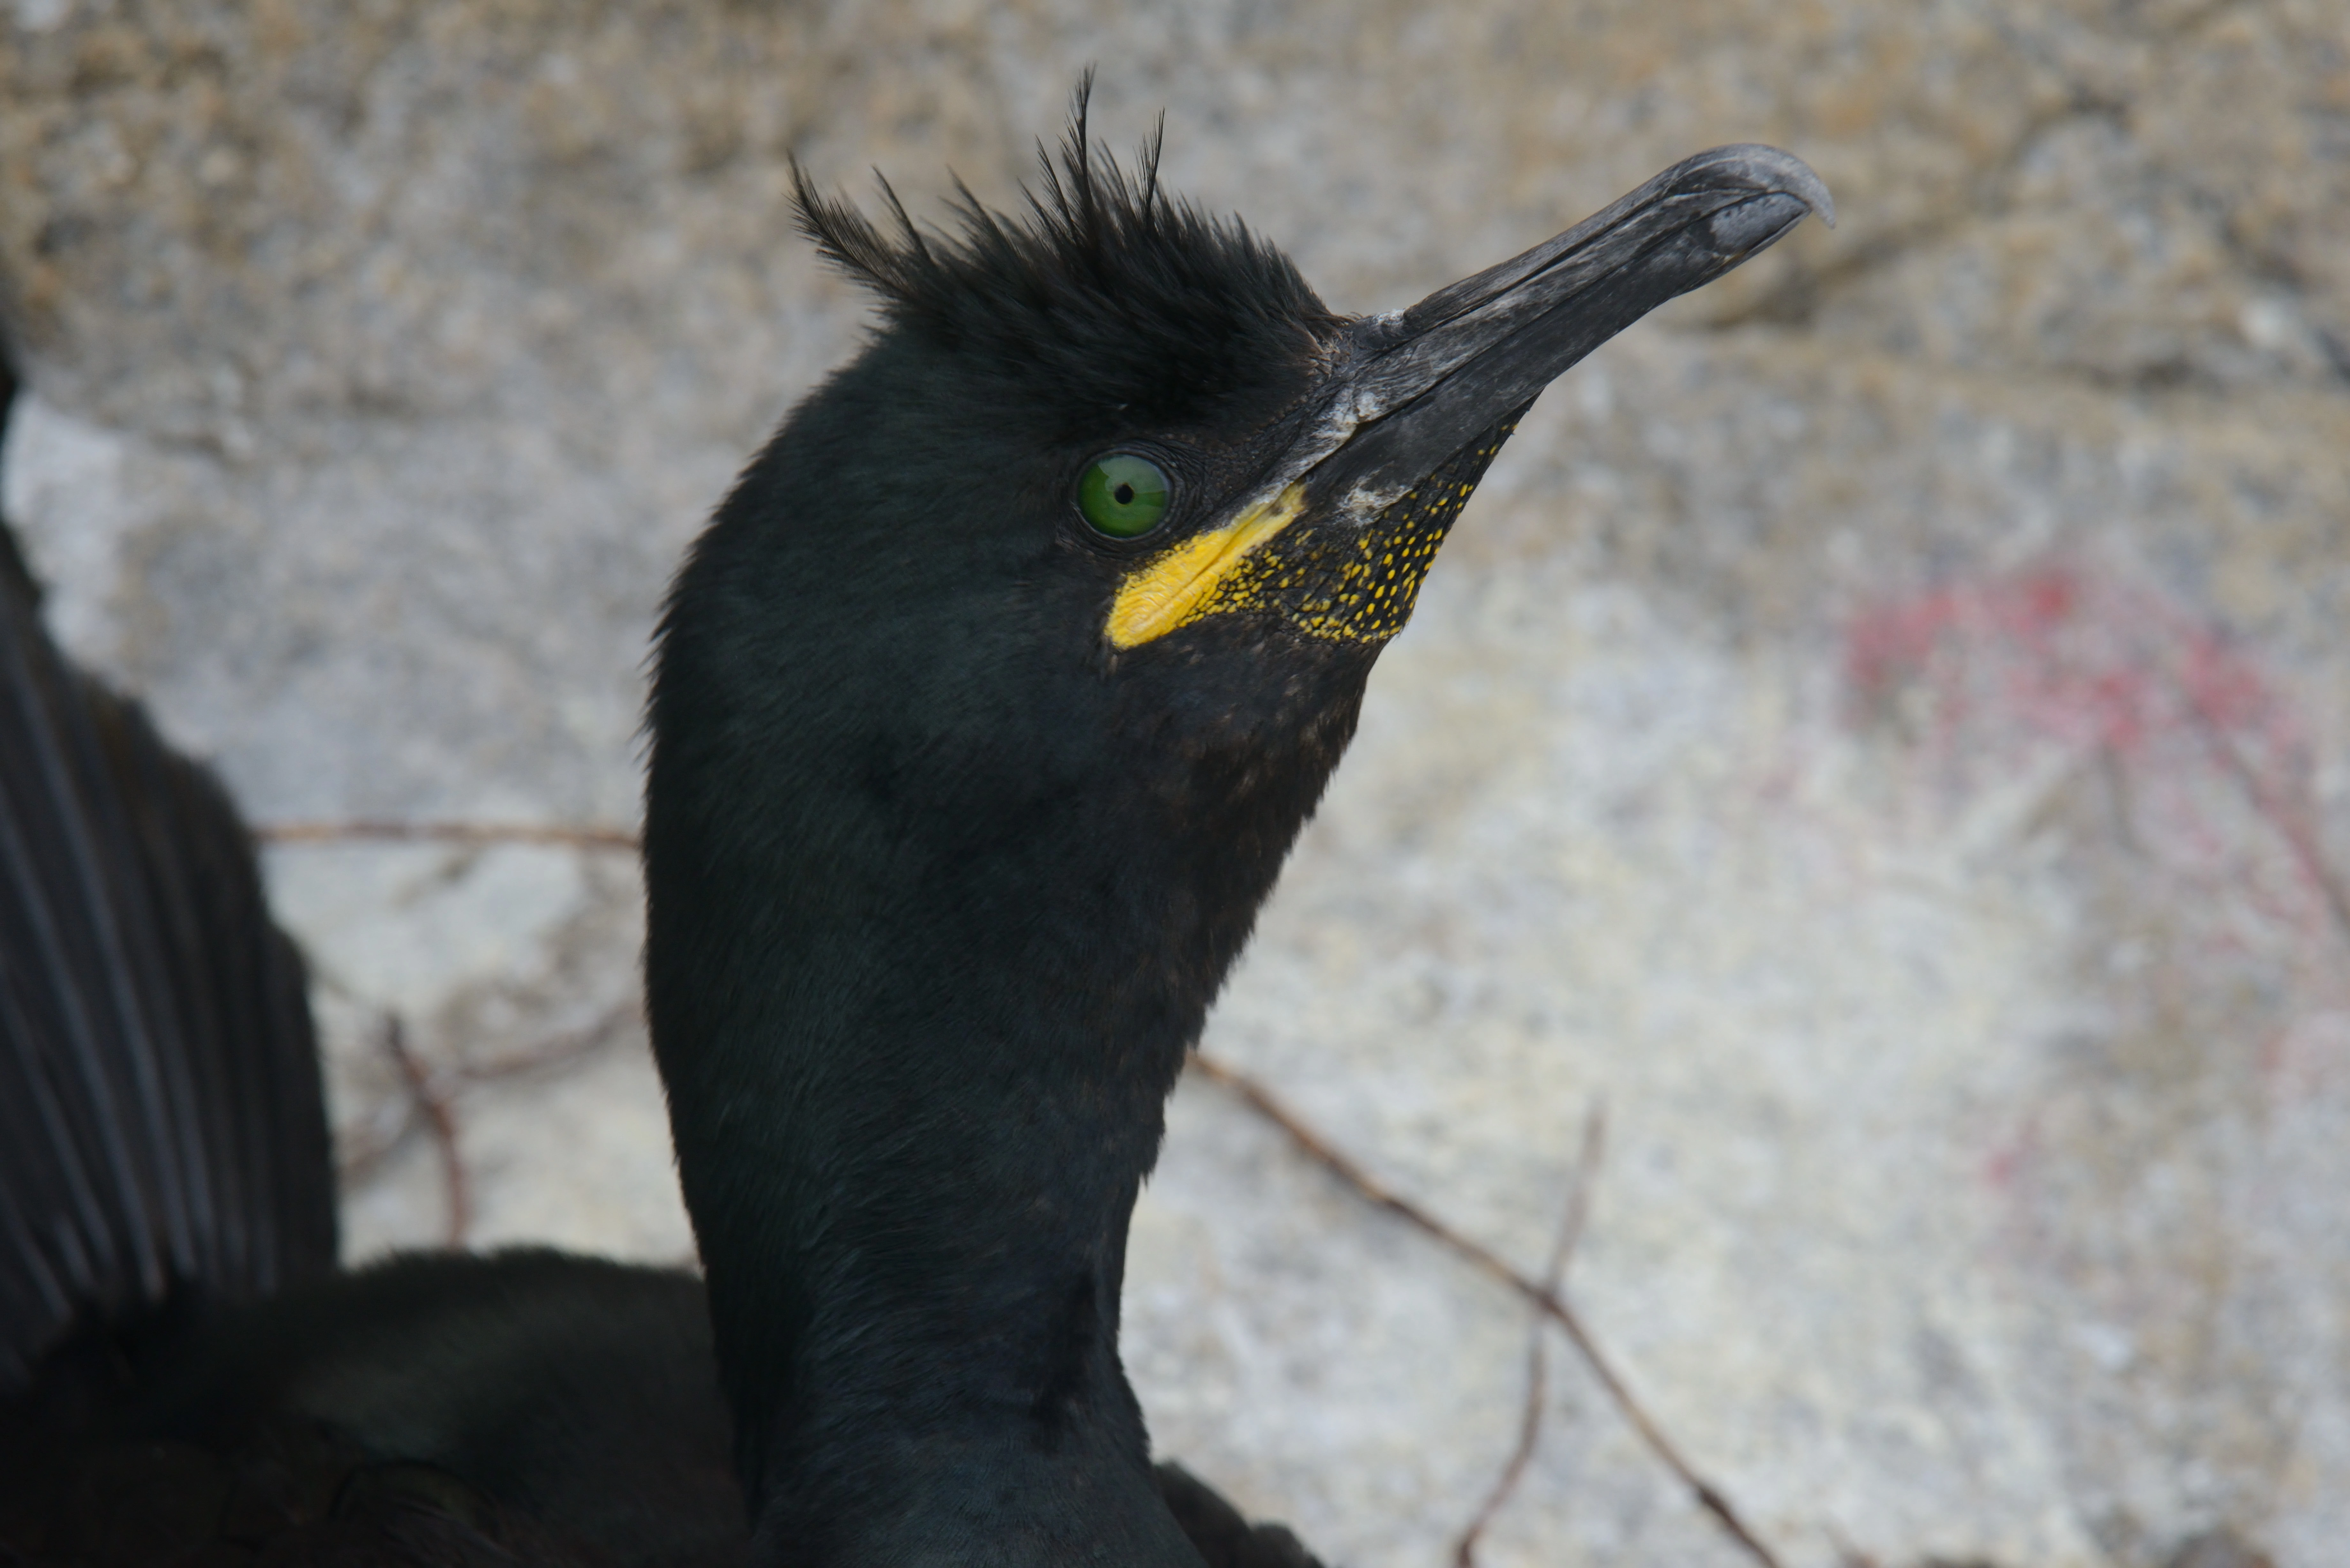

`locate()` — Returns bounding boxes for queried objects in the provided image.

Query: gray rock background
[4,2,2348,1564]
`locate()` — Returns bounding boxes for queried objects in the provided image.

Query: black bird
[0,91,1827,1568]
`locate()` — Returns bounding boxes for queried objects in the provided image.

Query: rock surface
[4,3,2347,1565]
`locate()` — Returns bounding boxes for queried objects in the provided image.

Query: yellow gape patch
[1100,411,1525,652]
[1105,484,1308,649]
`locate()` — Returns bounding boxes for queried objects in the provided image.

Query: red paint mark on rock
[1844,562,2345,954]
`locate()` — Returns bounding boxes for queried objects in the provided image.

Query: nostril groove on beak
[1702,192,1820,258]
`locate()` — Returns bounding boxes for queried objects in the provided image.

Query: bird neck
[644,626,1369,1564]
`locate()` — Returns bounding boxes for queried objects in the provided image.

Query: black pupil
[1113,482,1136,505]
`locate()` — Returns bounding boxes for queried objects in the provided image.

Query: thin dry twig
[1452,1101,1608,1568]
[334,1001,638,1238]
[458,998,641,1084]
[259,819,640,852]
[381,1013,470,1247]
[1187,1052,1783,1568]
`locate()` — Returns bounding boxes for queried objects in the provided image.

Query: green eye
[1077,453,1172,539]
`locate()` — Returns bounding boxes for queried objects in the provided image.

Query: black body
[0,87,1826,1568]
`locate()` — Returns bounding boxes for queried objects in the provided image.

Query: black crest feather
[792,75,1340,425]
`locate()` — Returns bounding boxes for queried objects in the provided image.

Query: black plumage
[791,125,1338,430]
[0,88,1825,1567]
[0,429,334,1391]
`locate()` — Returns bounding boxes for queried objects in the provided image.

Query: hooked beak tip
[1693,143,1835,230]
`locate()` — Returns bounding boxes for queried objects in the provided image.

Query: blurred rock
[3,3,2344,1566]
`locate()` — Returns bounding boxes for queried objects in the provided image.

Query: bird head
[797,101,1821,673]
[646,84,1827,1563]
[665,100,1825,910]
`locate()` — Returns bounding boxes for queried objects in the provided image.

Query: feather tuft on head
[792,74,1339,426]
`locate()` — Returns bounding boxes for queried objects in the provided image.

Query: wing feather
[0,526,336,1389]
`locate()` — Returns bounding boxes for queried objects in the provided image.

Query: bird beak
[1105,145,1831,651]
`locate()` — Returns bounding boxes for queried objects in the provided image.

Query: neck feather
[645,604,1367,1562]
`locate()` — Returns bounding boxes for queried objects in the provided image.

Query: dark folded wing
[0,535,335,1389]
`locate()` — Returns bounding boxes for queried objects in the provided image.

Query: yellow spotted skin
[1198,411,1524,645]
